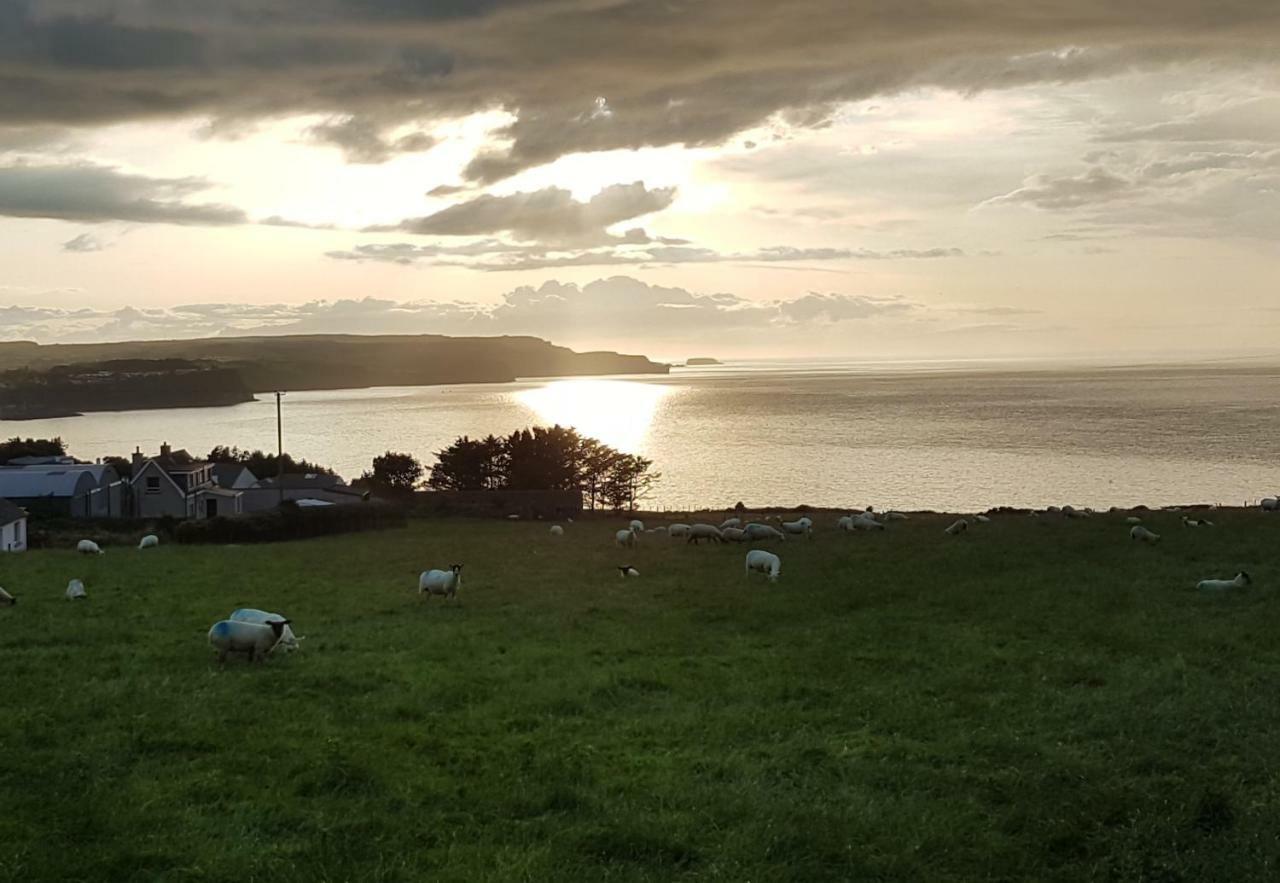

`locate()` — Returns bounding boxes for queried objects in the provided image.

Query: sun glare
[514,379,672,453]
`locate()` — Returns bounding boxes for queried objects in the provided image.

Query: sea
[6,358,1280,512]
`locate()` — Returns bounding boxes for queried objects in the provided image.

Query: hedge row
[174,502,406,545]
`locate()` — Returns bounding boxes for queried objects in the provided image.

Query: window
[146,476,161,495]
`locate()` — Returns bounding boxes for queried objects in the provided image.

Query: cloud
[0,162,246,224]
[306,114,436,163]
[1,2,1278,181]
[62,231,107,251]
[1099,97,1280,143]
[378,182,677,245]
[982,167,1133,210]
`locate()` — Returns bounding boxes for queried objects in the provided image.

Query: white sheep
[1262,497,1279,512]
[65,579,87,600]
[720,517,742,529]
[742,523,786,542]
[780,519,812,537]
[615,528,637,548]
[884,511,909,521]
[668,523,692,539]
[975,514,991,524]
[688,524,724,544]
[944,519,968,536]
[0,587,15,607]
[76,539,104,555]
[1196,571,1251,591]
[745,549,781,582]
[629,519,645,533]
[229,608,302,652]
[721,527,747,542]
[618,565,640,578]
[797,516,813,528]
[1130,525,1161,544]
[1125,516,1142,524]
[418,564,464,600]
[837,515,854,531]
[138,534,159,550]
[852,513,883,531]
[549,525,564,536]
[1182,516,1214,528]
[208,619,293,664]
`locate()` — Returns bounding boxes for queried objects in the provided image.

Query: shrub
[175,502,405,545]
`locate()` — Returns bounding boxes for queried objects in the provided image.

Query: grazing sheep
[851,513,883,531]
[1125,516,1142,524]
[629,519,645,533]
[722,527,747,543]
[944,519,968,536]
[618,565,640,578]
[1130,525,1161,544]
[884,511,909,521]
[138,534,159,550]
[1262,497,1279,512]
[65,579,87,600]
[797,516,813,529]
[745,550,782,582]
[208,619,292,664]
[1182,516,1214,528]
[76,540,104,555]
[1046,505,1062,514]
[837,515,854,532]
[780,519,812,537]
[549,525,564,536]
[418,564,464,600]
[975,514,991,524]
[742,523,786,542]
[615,528,637,548]
[229,608,301,652]
[0,587,15,607]
[688,524,724,544]
[720,517,742,529]
[1196,571,1252,591]
[668,523,691,539]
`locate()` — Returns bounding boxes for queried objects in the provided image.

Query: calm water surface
[8,359,1280,511]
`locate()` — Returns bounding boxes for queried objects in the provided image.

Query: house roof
[256,473,344,490]
[212,463,256,486]
[0,498,26,524]
[0,470,98,499]
[197,487,242,498]
[0,464,120,485]
[153,453,209,473]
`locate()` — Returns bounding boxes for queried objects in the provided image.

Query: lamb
[65,579,87,600]
[687,523,724,544]
[745,549,782,582]
[780,519,812,537]
[0,587,15,607]
[549,525,564,536]
[629,519,645,533]
[418,564,464,600]
[1130,525,1161,544]
[1196,571,1252,591]
[615,528,637,548]
[721,527,747,543]
[76,539,104,555]
[229,608,301,652]
[1125,516,1142,524]
[668,523,692,539]
[944,519,968,536]
[138,534,159,550]
[742,523,786,541]
[720,517,742,529]
[618,565,640,578]
[1182,516,1214,528]
[208,618,292,664]
[851,513,883,531]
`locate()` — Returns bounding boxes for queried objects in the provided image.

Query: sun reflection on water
[514,379,672,453]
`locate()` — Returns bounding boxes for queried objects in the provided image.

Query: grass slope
[3,512,1280,881]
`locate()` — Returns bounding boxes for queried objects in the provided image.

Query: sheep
[975,514,991,524]
[851,513,884,531]
[0,587,15,607]
[668,523,691,539]
[138,534,159,550]
[1262,497,1279,512]
[837,515,854,532]
[549,525,564,536]
[76,539,104,555]
[780,519,812,537]
[687,524,724,544]
[208,618,292,664]
[797,516,813,529]
[229,608,302,652]
[720,517,742,529]
[944,519,968,536]
[1130,525,1161,544]
[1196,571,1252,591]
[65,579,87,600]
[1046,505,1061,514]
[745,549,782,582]
[721,527,747,542]
[884,511,910,521]
[651,526,668,534]
[1182,516,1214,528]
[418,564,464,600]
[629,519,645,533]
[1125,516,1142,524]
[615,528,637,548]
[618,565,640,578]
[742,523,786,541]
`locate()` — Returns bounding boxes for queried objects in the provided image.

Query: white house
[130,444,243,520]
[0,499,28,552]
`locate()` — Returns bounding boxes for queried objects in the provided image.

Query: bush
[27,515,180,550]
[174,502,405,545]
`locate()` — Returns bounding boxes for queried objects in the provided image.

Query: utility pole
[275,391,286,507]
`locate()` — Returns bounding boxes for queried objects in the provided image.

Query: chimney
[160,442,171,458]
[131,446,143,469]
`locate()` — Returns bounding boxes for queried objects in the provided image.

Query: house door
[205,498,218,519]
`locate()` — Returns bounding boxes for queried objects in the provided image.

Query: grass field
[3,511,1280,881]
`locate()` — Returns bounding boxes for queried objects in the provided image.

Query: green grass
[3,511,1280,881]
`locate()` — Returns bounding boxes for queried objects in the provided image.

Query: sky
[1,1,1278,361]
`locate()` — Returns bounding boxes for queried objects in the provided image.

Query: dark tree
[426,435,506,491]
[361,451,424,497]
[600,453,661,511]
[206,445,334,478]
[0,436,66,463]
[102,455,134,480]
[504,425,582,491]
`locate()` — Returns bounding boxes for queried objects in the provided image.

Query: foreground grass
[3,511,1280,881]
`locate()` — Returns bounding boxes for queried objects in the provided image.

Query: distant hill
[0,335,669,418]
[685,357,722,366]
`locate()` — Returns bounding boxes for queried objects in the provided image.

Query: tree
[426,435,506,491]
[360,451,424,498]
[0,436,66,463]
[504,425,582,491]
[600,453,661,512]
[206,445,334,479]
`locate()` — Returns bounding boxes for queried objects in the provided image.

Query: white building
[0,499,28,552]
